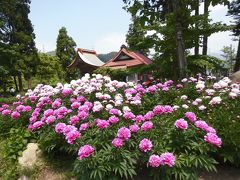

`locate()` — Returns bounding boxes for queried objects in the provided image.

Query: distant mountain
[97,52,118,63]
[46,51,56,56]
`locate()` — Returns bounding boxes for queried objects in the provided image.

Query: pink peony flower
[78,145,94,160]
[52,99,61,109]
[46,115,56,124]
[204,133,222,147]
[176,84,183,89]
[135,115,145,123]
[71,102,81,109]
[77,111,89,120]
[63,125,78,135]
[108,116,119,124]
[117,127,131,140]
[164,105,174,114]
[148,155,161,167]
[96,119,110,129]
[69,115,80,125]
[206,127,216,134]
[141,121,153,131]
[29,116,38,123]
[2,104,9,109]
[77,96,86,102]
[32,121,44,130]
[23,106,32,112]
[129,124,139,133]
[79,123,90,132]
[159,152,176,167]
[139,138,153,152]
[29,95,37,102]
[2,109,12,116]
[123,111,135,120]
[153,105,165,115]
[174,118,188,130]
[55,123,66,134]
[78,105,90,112]
[11,111,20,119]
[109,108,121,116]
[185,112,197,122]
[62,88,73,96]
[65,130,81,144]
[112,138,124,148]
[194,120,209,131]
[144,111,154,121]
[43,109,54,117]
[16,105,25,112]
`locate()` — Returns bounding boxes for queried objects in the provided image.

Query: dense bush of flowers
[0,73,239,179]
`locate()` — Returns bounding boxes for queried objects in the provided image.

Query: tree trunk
[172,0,187,78]
[18,74,23,92]
[195,0,199,56]
[234,37,240,72]
[13,76,19,92]
[202,0,209,55]
[28,77,32,89]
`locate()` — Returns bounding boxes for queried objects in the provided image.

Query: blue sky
[29,1,238,55]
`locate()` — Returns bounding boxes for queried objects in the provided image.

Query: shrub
[0,74,239,179]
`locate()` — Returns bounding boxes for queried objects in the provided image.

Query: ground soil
[199,165,240,180]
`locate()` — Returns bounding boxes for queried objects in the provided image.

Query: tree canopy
[56,27,78,82]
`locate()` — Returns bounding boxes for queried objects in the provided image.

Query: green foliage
[3,127,32,162]
[94,67,129,81]
[35,53,62,85]
[0,0,39,91]
[221,45,236,72]
[0,139,19,179]
[126,16,152,55]
[56,27,77,82]
[187,55,227,75]
[228,0,240,36]
[123,0,230,78]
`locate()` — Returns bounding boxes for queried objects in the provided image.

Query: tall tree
[56,27,77,82]
[228,0,240,72]
[202,0,210,55]
[202,0,229,55]
[221,45,236,72]
[36,53,62,84]
[0,0,38,91]
[194,0,200,55]
[126,16,151,55]
[123,0,190,78]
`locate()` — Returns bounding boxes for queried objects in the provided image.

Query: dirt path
[199,166,240,180]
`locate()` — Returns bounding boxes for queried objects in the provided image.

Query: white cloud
[94,33,126,54]
[208,31,238,54]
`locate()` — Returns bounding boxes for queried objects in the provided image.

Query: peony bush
[0,73,239,179]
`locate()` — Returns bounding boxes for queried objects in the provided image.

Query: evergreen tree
[228,0,240,72]
[0,0,38,91]
[36,53,62,84]
[202,0,229,55]
[56,27,77,82]
[126,16,151,55]
[221,45,236,72]
[123,0,230,78]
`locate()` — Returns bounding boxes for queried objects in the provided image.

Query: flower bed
[0,74,239,179]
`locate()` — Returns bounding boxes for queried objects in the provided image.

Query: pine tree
[0,0,38,91]
[228,0,240,72]
[126,16,151,55]
[56,27,77,82]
